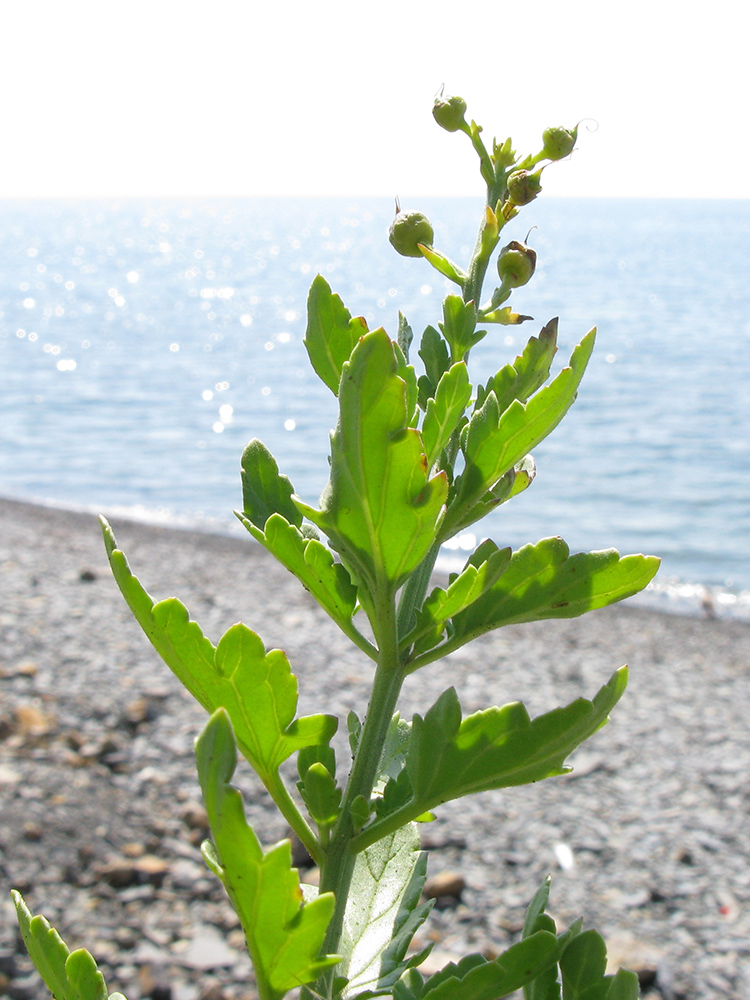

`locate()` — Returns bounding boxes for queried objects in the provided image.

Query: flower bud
[541,125,577,161]
[506,169,543,206]
[389,210,434,258]
[497,240,537,288]
[432,94,468,133]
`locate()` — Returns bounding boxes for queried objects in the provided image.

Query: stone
[423,872,465,901]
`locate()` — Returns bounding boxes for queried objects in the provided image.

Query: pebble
[2,498,750,999]
[423,872,466,902]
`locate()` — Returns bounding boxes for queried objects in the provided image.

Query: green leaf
[477,319,558,414]
[523,877,553,940]
[101,520,337,781]
[298,761,342,831]
[480,305,533,325]
[397,312,414,360]
[439,295,485,360]
[447,455,536,536]
[195,710,339,1000]
[339,823,432,999]
[560,930,607,999]
[444,330,595,538]
[406,670,626,810]
[604,969,640,1000]
[447,539,661,645]
[13,890,120,1000]
[295,329,448,596]
[393,339,419,427]
[421,362,471,469]
[358,671,627,846]
[374,713,412,794]
[522,878,561,1000]
[418,245,467,287]
[417,325,451,409]
[304,274,368,395]
[402,541,511,657]
[420,932,560,1000]
[236,512,369,653]
[241,438,302,530]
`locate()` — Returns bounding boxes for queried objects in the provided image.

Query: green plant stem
[396,541,441,641]
[349,799,421,854]
[314,594,406,999]
[265,770,324,869]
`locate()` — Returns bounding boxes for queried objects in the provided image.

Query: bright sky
[1,0,745,199]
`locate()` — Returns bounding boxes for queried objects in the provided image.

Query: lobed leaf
[448,539,661,646]
[420,362,472,469]
[358,670,627,850]
[101,519,337,781]
[241,438,302,530]
[304,274,368,395]
[236,511,366,650]
[295,329,448,596]
[402,540,511,657]
[443,330,595,539]
[13,890,124,1000]
[447,455,536,536]
[417,325,451,409]
[406,669,626,810]
[196,710,339,1000]
[419,932,560,1000]
[476,319,558,413]
[338,823,432,999]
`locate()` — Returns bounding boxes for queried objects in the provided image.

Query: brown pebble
[15,703,54,737]
[197,985,228,1000]
[98,859,140,889]
[123,697,152,726]
[423,871,466,901]
[133,854,170,884]
[22,821,43,841]
[122,841,146,858]
[79,568,97,582]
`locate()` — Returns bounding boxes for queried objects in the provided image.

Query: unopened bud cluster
[388,95,584,319]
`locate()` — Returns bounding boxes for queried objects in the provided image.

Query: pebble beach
[2,496,750,1000]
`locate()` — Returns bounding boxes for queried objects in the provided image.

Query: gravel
[2,496,750,1000]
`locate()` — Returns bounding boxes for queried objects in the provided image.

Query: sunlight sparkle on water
[442,532,477,551]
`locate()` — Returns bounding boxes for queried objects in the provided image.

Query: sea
[2,196,750,619]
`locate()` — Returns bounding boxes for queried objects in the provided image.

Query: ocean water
[2,196,750,617]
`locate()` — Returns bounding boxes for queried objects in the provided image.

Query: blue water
[2,197,750,615]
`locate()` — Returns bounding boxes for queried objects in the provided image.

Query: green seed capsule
[507,169,543,206]
[432,94,468,133]
[542,125,577,161]
[497,240,537,288]
[389,210,434,258]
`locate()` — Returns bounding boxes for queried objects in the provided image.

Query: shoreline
[1,491,744,624]
[3,494,750,998]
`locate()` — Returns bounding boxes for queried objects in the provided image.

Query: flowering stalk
[14,94,658,1000]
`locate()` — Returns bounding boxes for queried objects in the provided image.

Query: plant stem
[314,594,405,998]
[396,541,441,641]
[265,770,324,869]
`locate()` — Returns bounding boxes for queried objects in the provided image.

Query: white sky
[1,0,746,199]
